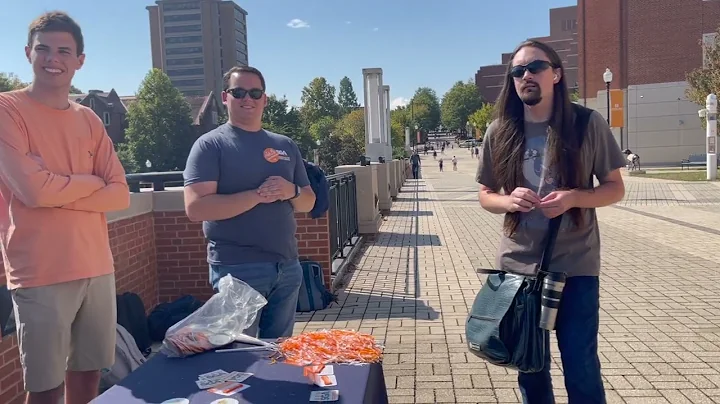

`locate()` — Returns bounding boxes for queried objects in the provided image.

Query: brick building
[475,6,579,103]
[71,90,224,143]
[578,0,720,164]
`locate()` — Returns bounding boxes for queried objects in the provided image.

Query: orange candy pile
[276,329,383,367]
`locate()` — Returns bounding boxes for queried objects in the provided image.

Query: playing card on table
[196,378,226,390]
[309,390,340,402]
[318,366,334,376]
[314,374,337,387]
[199,370,229,380]
[208,381,251,396]
[222,371,253,383]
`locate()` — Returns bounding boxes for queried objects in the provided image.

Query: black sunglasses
[226,87,264,100]
[509,60,555,78]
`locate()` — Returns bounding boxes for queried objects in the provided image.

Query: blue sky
[2,0,576,107]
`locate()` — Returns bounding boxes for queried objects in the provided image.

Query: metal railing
[126,172,184,192]
[327,172,359,260]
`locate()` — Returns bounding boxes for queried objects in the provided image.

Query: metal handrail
[126,172,184,192]
[327,172,359,260]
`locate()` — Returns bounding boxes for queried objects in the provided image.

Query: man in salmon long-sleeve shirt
[0,11,130,404]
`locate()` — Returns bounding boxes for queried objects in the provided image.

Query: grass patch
[634,170,720,181]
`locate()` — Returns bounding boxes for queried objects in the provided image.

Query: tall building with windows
[147,0,249,97]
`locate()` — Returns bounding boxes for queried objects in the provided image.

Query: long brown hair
[492,40,585,235]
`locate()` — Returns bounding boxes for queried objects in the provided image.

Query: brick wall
[0,207,333,402]
[295,212,332,286]
[0,213,158,403]
[577,0,623,99]
[579,0,720,99]
[627,0,720,87]
[155,211,333,302]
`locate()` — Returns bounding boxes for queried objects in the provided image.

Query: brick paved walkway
[295,151,720,404]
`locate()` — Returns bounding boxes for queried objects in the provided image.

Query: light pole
[603,67,613,126]
[699,94,718,180]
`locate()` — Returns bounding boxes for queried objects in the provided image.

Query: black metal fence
[126,172,184,192]
[326,172,359,260]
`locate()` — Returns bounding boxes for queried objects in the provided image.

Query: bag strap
[538,214,563,273]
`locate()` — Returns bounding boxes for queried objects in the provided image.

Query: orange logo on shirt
[264,148,280,163]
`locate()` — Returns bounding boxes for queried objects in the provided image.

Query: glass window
[103,112,111,126]
[167,57,204,66]
[167,68,205,77]
[165,35,202,45]
[164,13,201,23]
[172,78,204,87]
[166,46,202,55]
[165,24,201,34]
[704,33,718,67]
[163,2,200,11]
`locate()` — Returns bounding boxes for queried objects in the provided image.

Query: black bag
[116,292,152,356]
[147,295,204,342]
[296,261,337,312]
[465,214,563,373]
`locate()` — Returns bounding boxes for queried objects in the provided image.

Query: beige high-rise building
[147,0,249,97]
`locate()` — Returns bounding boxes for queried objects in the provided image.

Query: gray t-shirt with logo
[183,123,311,265]
[475,111,626,277]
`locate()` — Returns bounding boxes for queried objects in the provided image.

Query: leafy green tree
[0,73,82,94]
[440,80,483,132]
[300,77,339,127]
[687,26,720,130]
[0,73,27,92]
[337,76,359,116]
[468,103,494,140]
[317,109,365,172]
[117,69,195,173]
[410,87,441,132]
[261,94,313,157]
[569,89,580,103]
[309,116,336,143]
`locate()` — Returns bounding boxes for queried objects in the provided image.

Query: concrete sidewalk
[296,152,720,403]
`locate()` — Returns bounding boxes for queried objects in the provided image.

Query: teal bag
[465,215,561,373]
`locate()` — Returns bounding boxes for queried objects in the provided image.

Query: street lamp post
[603,67,613,126]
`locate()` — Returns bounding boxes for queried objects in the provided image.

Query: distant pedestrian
[410,151,421,179]
[438,158,444,172]
[452,156,457,171]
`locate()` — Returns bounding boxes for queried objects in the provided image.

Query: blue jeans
[518,276,605,404]
[210,260,303,339]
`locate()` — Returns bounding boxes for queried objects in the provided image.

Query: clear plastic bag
[161,274,268,358]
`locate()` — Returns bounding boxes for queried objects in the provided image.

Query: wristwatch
[290,184,301,200]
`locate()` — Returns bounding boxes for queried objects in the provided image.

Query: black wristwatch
[290,184,301,200]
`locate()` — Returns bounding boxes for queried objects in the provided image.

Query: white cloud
[372,27,379,32]
[391,97,410,109]
[287,19,310,29]
[345,21,352,25]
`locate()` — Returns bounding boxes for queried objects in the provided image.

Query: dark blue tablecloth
[92,347,388,404]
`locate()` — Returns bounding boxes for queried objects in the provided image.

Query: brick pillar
[294,212,332,286]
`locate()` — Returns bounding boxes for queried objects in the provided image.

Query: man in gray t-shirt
[183,66,315,339]
[475,41,626,403]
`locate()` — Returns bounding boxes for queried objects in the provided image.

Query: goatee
[521,95,542,106]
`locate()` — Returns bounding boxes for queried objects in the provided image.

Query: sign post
[707,94,718,181]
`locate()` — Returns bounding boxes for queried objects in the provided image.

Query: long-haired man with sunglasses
[475,40,627,403]
[183,66,316,339]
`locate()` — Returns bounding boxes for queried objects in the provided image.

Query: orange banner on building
[610,89,624,128]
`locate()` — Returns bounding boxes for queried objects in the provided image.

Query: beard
[519,85,542,106]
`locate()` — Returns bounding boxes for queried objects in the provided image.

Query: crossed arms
[0,108,129,212]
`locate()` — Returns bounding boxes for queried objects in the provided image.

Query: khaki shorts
[12,274,116,393]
